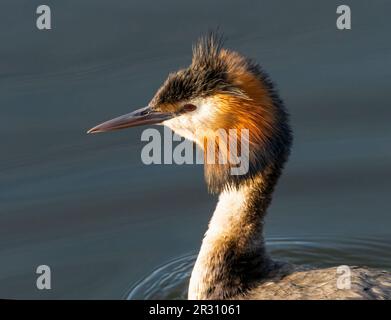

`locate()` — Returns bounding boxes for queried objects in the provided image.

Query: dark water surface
[0,1,390,299]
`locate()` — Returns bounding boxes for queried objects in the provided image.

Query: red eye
[182,104,197,112]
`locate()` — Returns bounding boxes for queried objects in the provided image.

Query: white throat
[188,183,266,299]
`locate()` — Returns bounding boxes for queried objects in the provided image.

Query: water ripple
[126,235,391,300]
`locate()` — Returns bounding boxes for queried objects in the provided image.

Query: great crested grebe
[88,34,391,299]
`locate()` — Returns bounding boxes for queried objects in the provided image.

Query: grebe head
[88,33,292,192]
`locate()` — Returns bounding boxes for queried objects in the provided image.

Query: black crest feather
[191,32,224,70]
[150,32,235,106]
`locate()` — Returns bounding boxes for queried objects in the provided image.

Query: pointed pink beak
[87,106,173,134]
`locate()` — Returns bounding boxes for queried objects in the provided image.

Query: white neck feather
[188,184,267,299]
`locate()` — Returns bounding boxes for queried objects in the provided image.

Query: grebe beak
[87,106,173,134]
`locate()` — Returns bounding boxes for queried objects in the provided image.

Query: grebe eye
[182,104,197,112]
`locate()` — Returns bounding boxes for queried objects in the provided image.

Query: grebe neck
[188,164,282,299]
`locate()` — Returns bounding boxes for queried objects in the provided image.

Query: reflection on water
[127,236,391,300]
